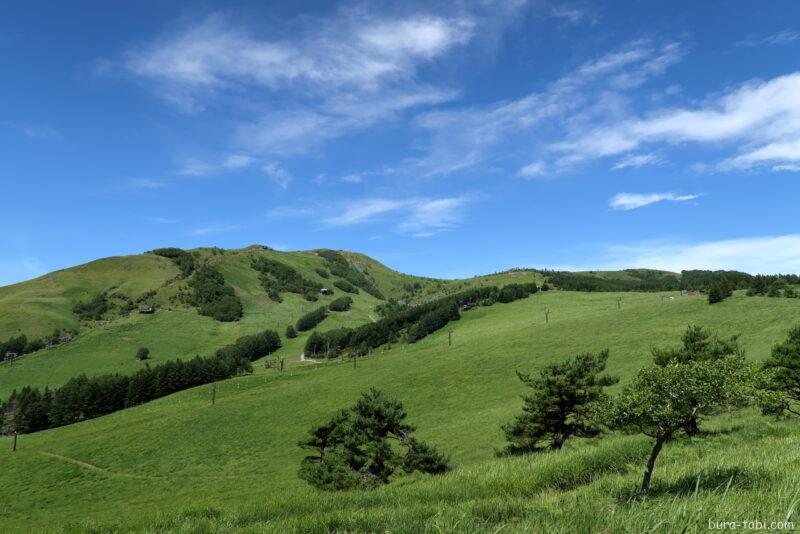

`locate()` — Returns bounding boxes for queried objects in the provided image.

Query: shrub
[333,279,359,294]
[135,347,150,361]
[296,306,328,332]
[298,389,448,490]
[286,325,297,339]
[187,266,243,322]
[329,296,353,312]
[73,293,109,321]
[315,268,330,279]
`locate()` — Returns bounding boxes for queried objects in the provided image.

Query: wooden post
[211,383,217,406]
[617,298,622,309]
[280,357,285,372]
[12,432,17,452]
[353,355,357,368]
[448,331,452,346]
[545,308,550,324]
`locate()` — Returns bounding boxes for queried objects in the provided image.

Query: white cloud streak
[554,71,800,172]
[410,40,684,176]
[608,192,700,210]
[324,196,470,236]
[126,12,473,151]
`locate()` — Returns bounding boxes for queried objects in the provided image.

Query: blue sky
[3,0,800,285]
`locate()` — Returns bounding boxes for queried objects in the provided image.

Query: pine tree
[298,388,449,490]
[502,350,618,453]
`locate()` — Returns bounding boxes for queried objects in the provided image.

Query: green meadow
[2,285,799,532]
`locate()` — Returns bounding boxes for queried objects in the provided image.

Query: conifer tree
[502,350,618,453]
[298,388,449,490]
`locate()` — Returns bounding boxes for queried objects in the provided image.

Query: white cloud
[324,196,470,235]
[411,40,683,176]
[517,161,547,178]
[549,6,592,24]
[738,30,800,47]
[126,12,471,149]
[611,152,663,170]
[187,223,239,236]
[146,216,178,224]
[261,162,293,188]
[609,192,700,210]
[176,153,257,176]
[127,13,472,95]
[265,205,315,219]
[554,71,800,172]
[595,235,800,274]
[128,178,166,189]
[23,125,61,140]
[325,199,408,226]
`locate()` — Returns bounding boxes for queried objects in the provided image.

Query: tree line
[1,329,78,361]
[304,283,538,359]
[0,330,281,434]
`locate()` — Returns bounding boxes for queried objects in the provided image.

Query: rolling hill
[1,248,798,532]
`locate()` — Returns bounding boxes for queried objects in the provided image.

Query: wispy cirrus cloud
[609,192,700,210]
[737,30,800,47]
[125,11,475,154]
[552,71,800,173]
[187,223,239,236]
[324,196,471,236]
[410,40,684,176]
[611,152,663,170]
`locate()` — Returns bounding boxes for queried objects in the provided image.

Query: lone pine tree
[502,349,618,454]
[298,388,448,490]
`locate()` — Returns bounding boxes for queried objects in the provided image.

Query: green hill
[2,282,799,532]
[0,247,541,397]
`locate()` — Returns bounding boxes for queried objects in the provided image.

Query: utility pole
[211,383,217,406]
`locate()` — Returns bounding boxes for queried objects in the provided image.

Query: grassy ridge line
[1,291,799,530]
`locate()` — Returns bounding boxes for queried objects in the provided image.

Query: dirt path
[39,451,159,480]
[39,451,262,481]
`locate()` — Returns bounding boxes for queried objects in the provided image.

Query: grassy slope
[0,254,179,339]
[1,290,799,531]
[0,248,538,396]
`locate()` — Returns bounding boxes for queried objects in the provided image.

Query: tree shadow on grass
[614,466,770,503]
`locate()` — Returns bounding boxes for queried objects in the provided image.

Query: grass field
[2,289,799,532]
